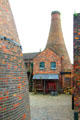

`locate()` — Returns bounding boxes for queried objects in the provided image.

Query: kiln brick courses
[0,0,31,120]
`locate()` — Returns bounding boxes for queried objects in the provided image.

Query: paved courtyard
[29,93,74,120]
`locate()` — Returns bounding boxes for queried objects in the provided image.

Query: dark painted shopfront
[33,74,59,94]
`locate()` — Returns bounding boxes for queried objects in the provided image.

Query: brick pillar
[74,13,80,120]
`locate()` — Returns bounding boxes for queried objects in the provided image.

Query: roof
[23,48,60,61]
[23,52,40,60]
[33,74,59,80]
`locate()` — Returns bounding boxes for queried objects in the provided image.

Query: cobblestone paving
[29,93,74,120]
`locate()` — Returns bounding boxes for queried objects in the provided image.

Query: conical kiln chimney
[0,0,20,43]
[46,11,71,72]
[0,0,30,120]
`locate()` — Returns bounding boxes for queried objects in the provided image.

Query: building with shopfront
[23,11,72,94]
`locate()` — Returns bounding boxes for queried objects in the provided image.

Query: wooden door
[47,81,56,92]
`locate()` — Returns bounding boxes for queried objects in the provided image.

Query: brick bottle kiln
[0,0,30,120]
[46,11,71,72]
[74,13,80,119]
[46,11,72,89]
[32,11,72,93]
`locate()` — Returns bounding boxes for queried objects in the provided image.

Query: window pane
[25,63,27,68]
[51,62,56,69]
[40,62,45,69]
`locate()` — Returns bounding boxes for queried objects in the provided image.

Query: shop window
[40,62,45,70]
[51,62,56,70]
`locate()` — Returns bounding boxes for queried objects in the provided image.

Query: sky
[9,0,80,64]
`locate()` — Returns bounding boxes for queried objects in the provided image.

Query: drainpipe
[61,56,64,89]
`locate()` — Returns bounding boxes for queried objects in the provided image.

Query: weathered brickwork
[61,74,72,88]
[0,0,19,43]
[33,48,61,75]
[0,38,30,120]
[46,11,71,72]
[74,13,80,117]
[33,48,72,90]
[0,0,31,120]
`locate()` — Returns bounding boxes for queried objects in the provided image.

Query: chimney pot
[51,11,60,16]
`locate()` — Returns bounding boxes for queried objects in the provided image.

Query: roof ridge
[23,52,40,54]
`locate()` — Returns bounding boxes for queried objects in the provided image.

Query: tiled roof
[23,52,40,60]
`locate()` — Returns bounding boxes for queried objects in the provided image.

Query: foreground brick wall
[74,13,80,118]
[0,38,30,120]
[0,0,31,120]
[33,48,61,75]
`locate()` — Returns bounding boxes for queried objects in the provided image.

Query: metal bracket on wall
[0,35,22,50]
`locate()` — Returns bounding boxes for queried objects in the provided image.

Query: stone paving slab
[30,93,74,120]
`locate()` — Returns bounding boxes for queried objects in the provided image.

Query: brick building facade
[23,11,72,94]
[33,48,61,93]
[32,48,72,93]
[33,11,72,93]
[33,48,61,75]
[23,52,39,91]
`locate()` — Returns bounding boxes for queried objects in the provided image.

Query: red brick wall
[62,74,72,88]
[33,48,61,75]
[74,13,80,116]
[0,1,31,119]
[0,0,19,43]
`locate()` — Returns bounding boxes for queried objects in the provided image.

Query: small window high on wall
[51,62,56,70]
[40,62,45,70]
